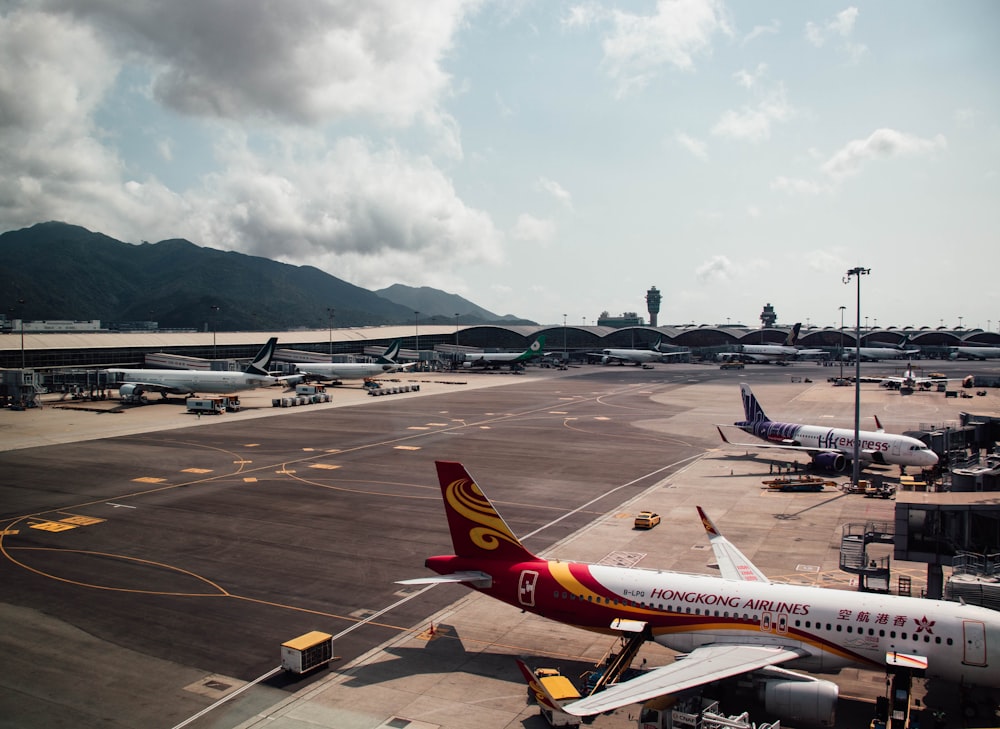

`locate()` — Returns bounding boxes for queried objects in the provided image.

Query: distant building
[21,319,104,332]
[760,303,777,327]
[597,311,645,328]
[646,286,661,327]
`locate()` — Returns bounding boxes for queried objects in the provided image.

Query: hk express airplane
[402,461,999,724]
[716,384,939,472]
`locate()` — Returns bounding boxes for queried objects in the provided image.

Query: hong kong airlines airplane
[401,461,999,724]
[717,384,939,472]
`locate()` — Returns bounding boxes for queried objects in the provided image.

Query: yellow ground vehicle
[634,511,661,529]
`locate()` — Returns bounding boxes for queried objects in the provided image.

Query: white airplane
[402,461,1000,725]
[594,336,687,365]
[720,324,825,364]
[463,335,546,368]
[842,336,920,362]
[106,338,285,399]
[292,340,414,382]
[865,363,948,391]
[950,346,1000,361]
[717,384,938,472]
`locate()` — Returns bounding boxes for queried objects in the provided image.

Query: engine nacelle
[118,383,143,398]
[760,677,839,727]
[812,452,846,472]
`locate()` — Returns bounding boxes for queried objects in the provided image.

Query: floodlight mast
[843,267,871,489]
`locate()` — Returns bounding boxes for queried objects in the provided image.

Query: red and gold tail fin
[435,461,537,562]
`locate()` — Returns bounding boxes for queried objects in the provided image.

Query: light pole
[838,305,846,380]
[17,298,25,369]
[414,311,420,355]
[327,307,335,357]
[844,267,870,489]
[563,314,567,359]
[210,305,220,359]
[454,313,460,347]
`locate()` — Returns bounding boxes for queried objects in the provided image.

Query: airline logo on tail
[437,461,533,561]
[740,383,769,423]
[246,337,278,376]
[377,340,402,364]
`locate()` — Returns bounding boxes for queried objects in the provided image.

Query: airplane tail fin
[739,383,769,423]
[527,334,546,356]
[785,323,802,346]
[434,461,538,562]
[377,339,402,364]
[244,337,278,376]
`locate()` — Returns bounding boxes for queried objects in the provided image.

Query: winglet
[716,426,733,444]
[873,414,885,432]
[696,506,769,583]
[697,506,721,537]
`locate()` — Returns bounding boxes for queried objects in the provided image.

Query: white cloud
[695,254,735,283]
[733,63,767,89]
[712,84,794,142]
[820,128,947,181]
[574,0,732,96]
[742,20,780,46]
[511,213,556,244]
[43,0,473,127]
[675,131,708,160]
[534,177,573,208]
[771,176,826,196]
[805,7,867,61]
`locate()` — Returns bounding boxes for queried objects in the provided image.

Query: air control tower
[646,286,661,328]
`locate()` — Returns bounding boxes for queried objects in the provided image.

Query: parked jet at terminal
[950,346,1000,360]
[402,461,1000,724]
[106,337,284,399]
[720,323,824,364]
[717,384,938,472]
[292,340,414,382]
[463,335,546,368]
[841,335,920,361]
[594,336,687,365]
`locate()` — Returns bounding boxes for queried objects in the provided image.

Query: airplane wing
[396,570,492,588]
[697,507,769,583]
[114,381,192,396]
[716,426,814,454]
[562,644,804,717]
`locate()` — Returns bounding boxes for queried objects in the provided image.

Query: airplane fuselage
[106,369,280,396]
[601,348,661,365]
[295,362,402,380]
[735,419,938,469]
[951,346,1000,361]
[425,554,1000,688]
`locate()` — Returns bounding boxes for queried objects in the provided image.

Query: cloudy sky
[2,1,998,329]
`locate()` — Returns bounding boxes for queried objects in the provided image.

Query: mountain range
[0,222,534,330]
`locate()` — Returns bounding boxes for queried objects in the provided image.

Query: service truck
[186,397,225,414]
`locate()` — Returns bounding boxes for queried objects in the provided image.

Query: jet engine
[812,452,846,472]
[117,383,148,403]
[756,674,839,727]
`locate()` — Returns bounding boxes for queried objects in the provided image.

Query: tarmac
[2,361,999,729]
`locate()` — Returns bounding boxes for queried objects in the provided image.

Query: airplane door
[963,620,987,666]
[891,438,901,459]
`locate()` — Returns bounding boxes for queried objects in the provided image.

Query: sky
[2,1,998,330]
